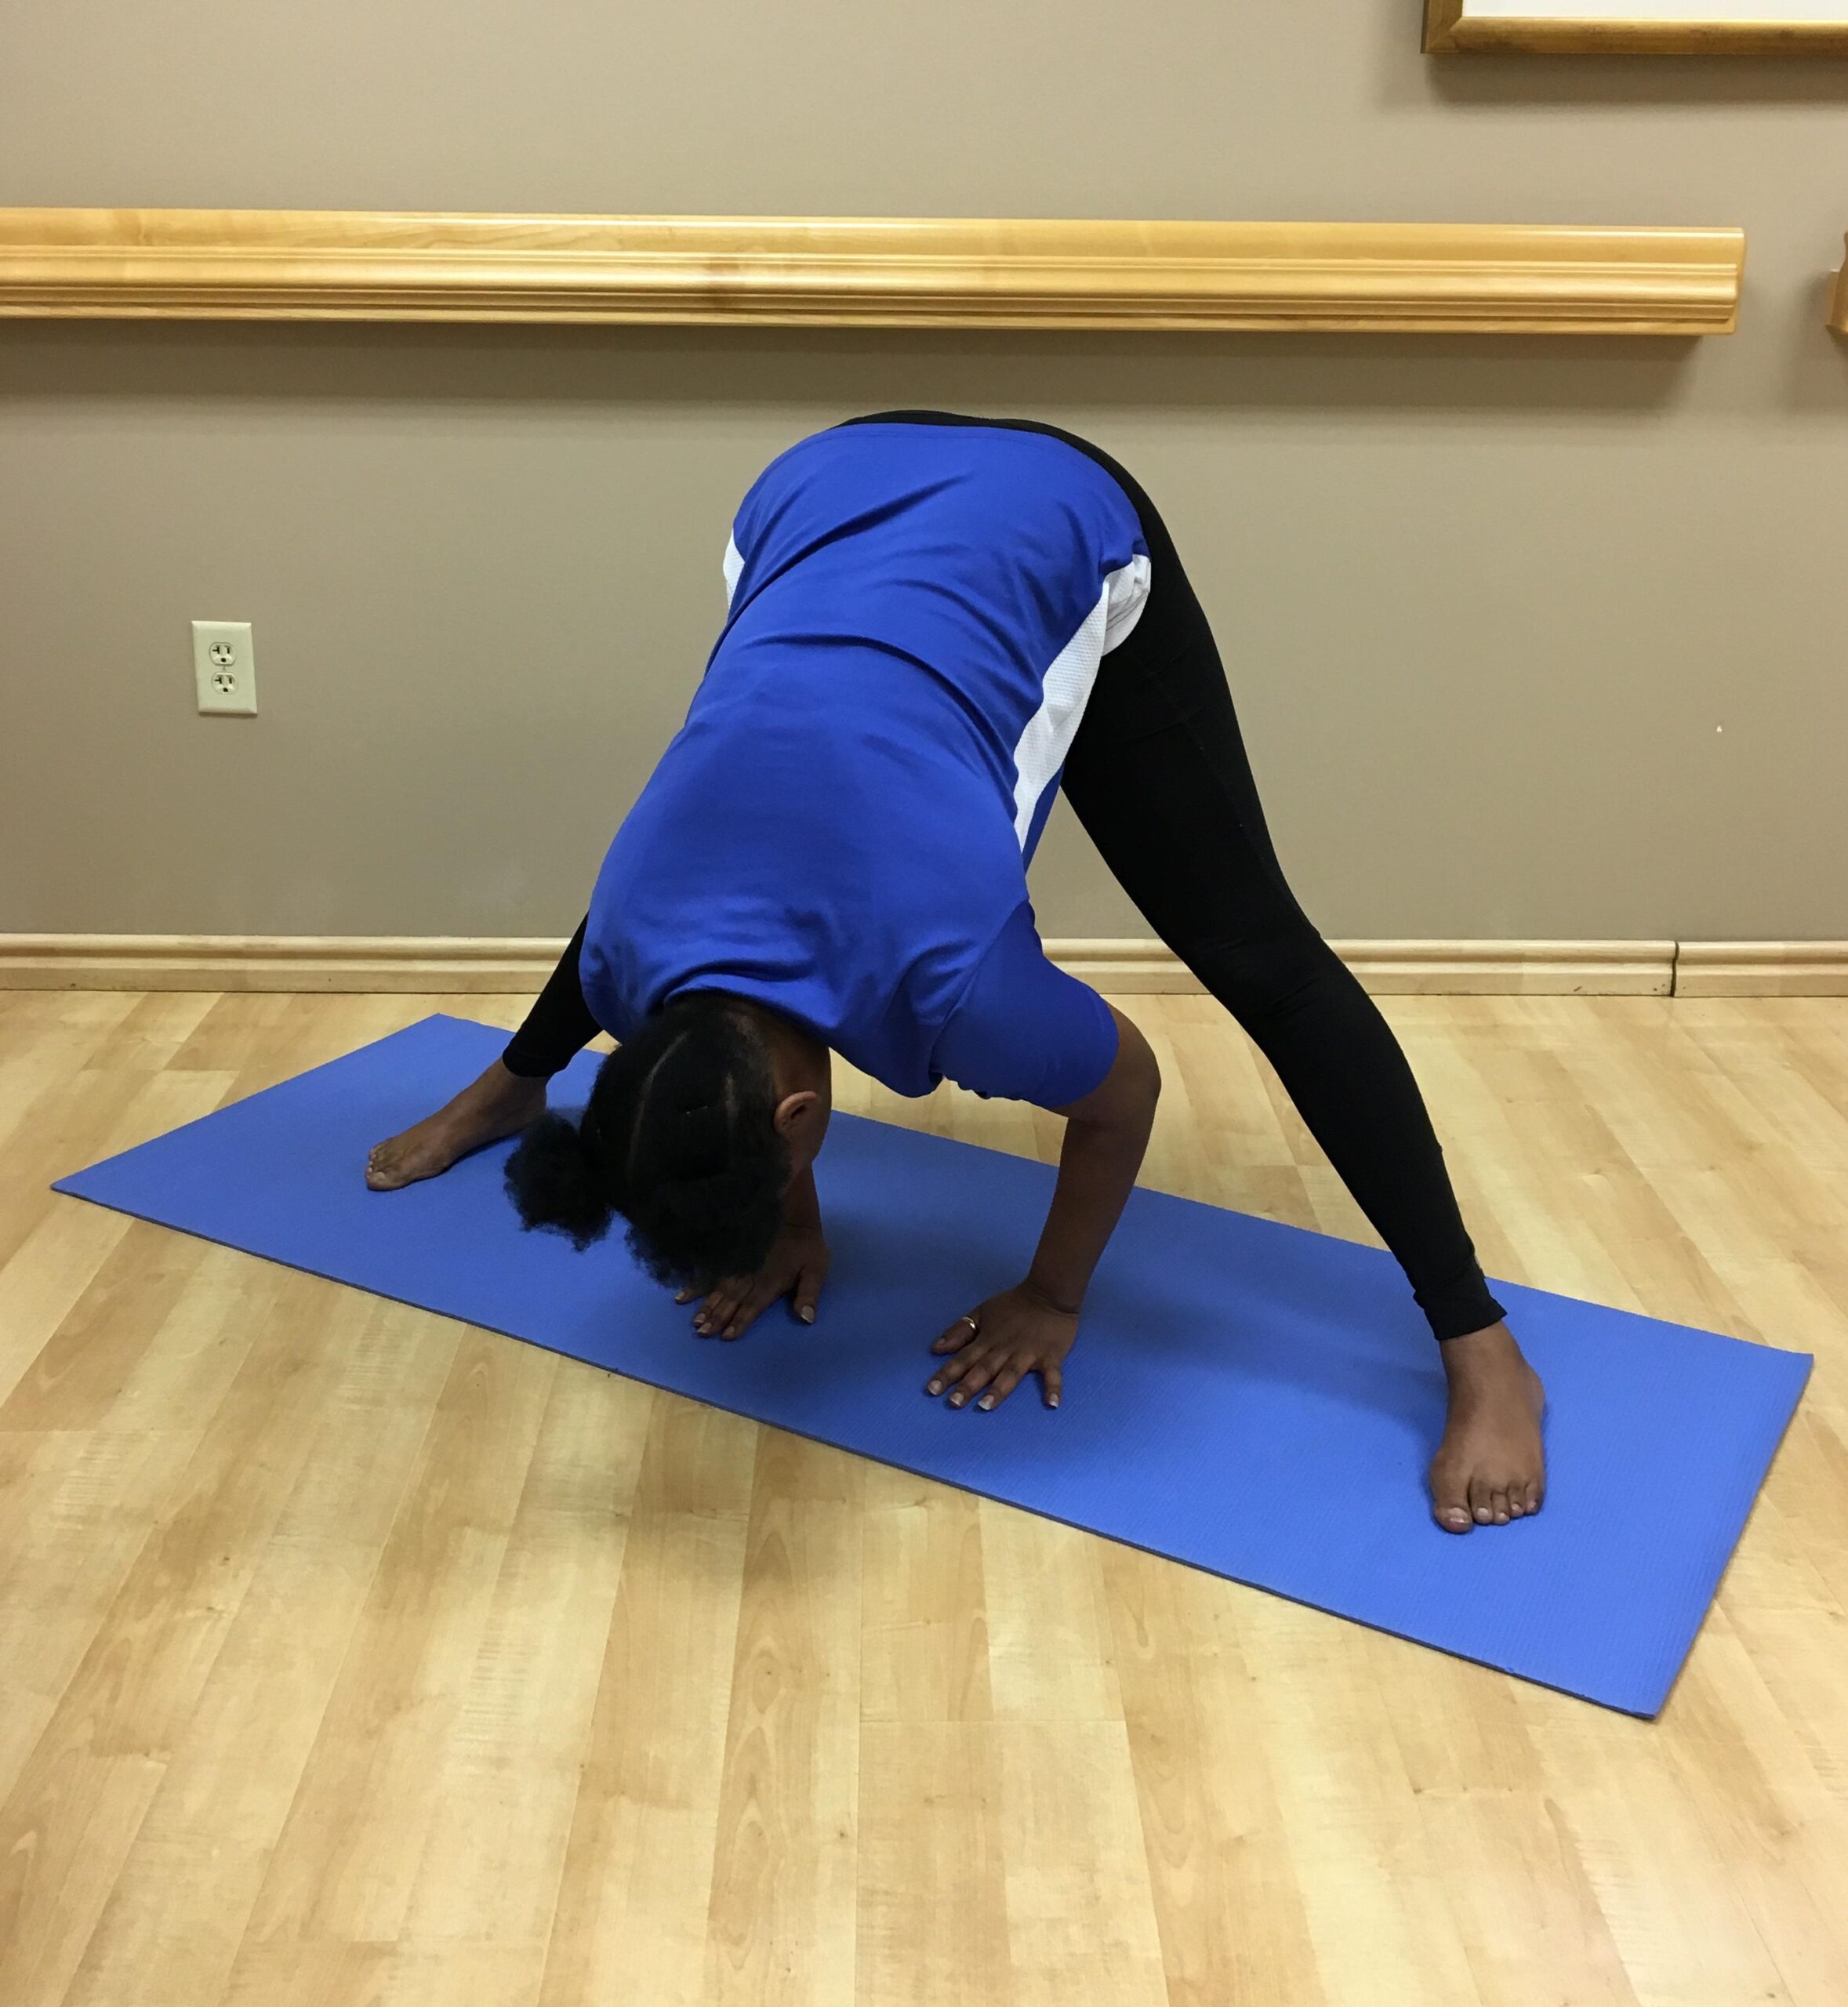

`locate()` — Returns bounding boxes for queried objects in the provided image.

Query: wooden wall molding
[1673,942,1848,996]
[1054,939,1683,995]
[7,936,1841,997]
[1426,3,1848,56]
[1829,238,1848,333]
[0,208,1744,336]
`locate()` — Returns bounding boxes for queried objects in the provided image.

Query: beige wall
[3,3,1846,942]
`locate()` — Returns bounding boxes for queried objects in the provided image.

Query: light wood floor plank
[703,1432,862,2007]
[532,1399,755,2007]
[1101,1548,1327,2007]
[238,1327,556,1945]
[59,1296,462,2007]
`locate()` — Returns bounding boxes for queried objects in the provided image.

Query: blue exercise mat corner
[53,1013,1809,1716]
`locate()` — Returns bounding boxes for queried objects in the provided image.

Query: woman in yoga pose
[366,412,1544,1533]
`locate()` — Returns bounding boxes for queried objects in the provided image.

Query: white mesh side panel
[1010,583,1113,847]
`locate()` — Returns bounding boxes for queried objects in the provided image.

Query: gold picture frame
[1425,2,1848,54]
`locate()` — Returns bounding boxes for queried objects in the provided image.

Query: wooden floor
[1,986,1844,2007]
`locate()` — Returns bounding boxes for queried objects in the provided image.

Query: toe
[1490,1487,1511,1526]
[1469,1477,1494,1526]
[1429,1466,1473,1534]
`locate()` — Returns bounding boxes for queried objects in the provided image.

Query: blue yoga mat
[55,1014,1807,1715]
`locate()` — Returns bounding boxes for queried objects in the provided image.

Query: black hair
[503,993,790,1291]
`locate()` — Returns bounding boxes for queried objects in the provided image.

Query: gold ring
[960,1314,978,1332]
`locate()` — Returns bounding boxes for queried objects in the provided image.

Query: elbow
[1139,1048,1163,1117]
[1122,1014,1162,1114]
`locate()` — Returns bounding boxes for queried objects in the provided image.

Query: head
[503,992,830,1291]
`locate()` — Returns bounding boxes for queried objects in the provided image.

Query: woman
[366,412,1544,1533]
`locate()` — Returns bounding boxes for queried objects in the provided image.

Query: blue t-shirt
[580,419,1152,1105]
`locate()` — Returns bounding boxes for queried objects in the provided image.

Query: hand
[926,1281,1078,1412]
[677,1223,830,1341]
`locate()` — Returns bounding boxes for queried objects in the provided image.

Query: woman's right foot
[365,1060,547,1190]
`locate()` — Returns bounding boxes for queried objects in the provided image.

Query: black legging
[503,413,1506,1344]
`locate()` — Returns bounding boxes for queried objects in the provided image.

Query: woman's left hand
[926,1282,1078,1412]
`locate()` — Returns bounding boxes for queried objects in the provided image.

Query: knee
[1184,927,1349,1024]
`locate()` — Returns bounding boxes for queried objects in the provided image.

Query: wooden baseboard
[1672,943,1848,998]
[6,935,1839,998]
[1051,938,1684,996]
[0,935,568,994]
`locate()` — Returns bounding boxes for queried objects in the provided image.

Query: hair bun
[503,1111,619,1250]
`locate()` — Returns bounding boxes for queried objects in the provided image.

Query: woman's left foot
[1427,1323,1546,1533]
[365,1060,546,1191]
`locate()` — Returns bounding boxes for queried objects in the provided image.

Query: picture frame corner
[1421,0,1471,56]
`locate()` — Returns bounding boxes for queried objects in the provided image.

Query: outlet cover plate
[192,620,257,716]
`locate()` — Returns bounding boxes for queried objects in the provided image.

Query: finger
[947,1356,1003,1409]
[724,1279,782,1340]
[977,1363,1026,1412]
[1041,1359,1062,1410]
[926,1343,990,1398]
[719,1298,760,1340]
[791,1265,823,1326]
[694,1285,737,1336]
[932,1316,981,1356]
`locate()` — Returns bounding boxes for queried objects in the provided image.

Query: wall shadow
[0,318,1700,418]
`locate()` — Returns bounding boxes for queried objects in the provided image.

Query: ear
[772,1088,822,1139]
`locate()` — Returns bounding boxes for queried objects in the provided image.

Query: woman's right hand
[676,1222,830,1340]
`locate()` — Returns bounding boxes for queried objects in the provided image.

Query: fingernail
[801,1306,815,1323]
[927,1381,942,1395]
[949,1393,965,1407]
[978,1394,995,1410]
[1048,1395,1059,1409]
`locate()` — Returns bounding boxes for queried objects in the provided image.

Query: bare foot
[1428,1322,1546,1533]
[365,1060,546,1190]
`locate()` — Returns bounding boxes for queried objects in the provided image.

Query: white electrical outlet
[192,620,258,716]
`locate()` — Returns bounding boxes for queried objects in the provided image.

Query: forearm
[1026,1102,1156,1312]
[782,1160,823,1232]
